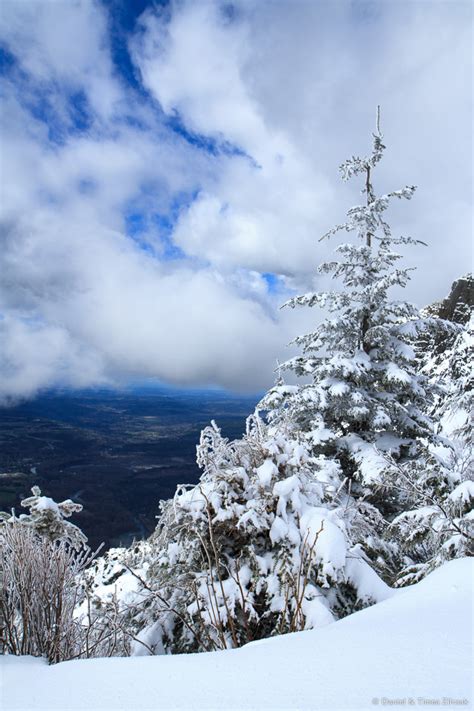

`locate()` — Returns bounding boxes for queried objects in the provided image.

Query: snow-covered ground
[1,558,472,711]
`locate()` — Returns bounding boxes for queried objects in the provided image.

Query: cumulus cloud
[133,0,472,284]
[132,2,330,275]
[0,316,106,403]
[0,0,120,119]
[0,0,471,402]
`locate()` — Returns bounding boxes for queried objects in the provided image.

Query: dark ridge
[424,274,473,325]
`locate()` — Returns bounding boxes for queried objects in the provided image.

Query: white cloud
[0,0,472,402]
[0,0,121,120]
[132,1,331,275]
[132,0,472,287]
[0,316,107,404]
[133,3,263,152]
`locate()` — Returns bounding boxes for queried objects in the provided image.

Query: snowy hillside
[2,557,472,711]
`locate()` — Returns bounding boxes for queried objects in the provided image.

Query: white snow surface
[1,558,472,711]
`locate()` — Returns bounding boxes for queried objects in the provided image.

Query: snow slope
[1,558,472,711]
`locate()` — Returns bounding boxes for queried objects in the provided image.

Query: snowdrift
[1,558,472,710]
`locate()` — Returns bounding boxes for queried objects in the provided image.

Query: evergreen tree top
[260,111,454,495]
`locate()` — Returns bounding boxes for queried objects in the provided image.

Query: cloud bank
[0,0,471,402]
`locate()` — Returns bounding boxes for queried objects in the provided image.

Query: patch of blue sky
[130,235,156,257]
[152,189,200,260]
[23,89,67,145]
[124,212,156,256]
[125,185,197,229]
[0,44,16,73]
[166,112,260,168]
[165,113,244,158]
[158,231,187,261]
[170,189,200,216]
[101,0,154,97]
[114,113,151,132]
[155,190,199,258]
[100,0,170,98]
[124,200,186,262]
[124,196,191,262]
[67,90,93,132]
[1,50,94,145]
[125,211,147,236]
[114,93,255,167]
[262,272,285,295]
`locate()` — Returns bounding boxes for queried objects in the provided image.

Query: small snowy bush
[122,416,390,654]
[0,487,92,663]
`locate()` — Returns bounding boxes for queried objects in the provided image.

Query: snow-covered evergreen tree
[260,111,452,547]
[391,293,473,585]
[420,276,473,481]
[390,471,473,586]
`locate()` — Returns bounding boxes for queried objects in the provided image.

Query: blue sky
[0,0,472,402]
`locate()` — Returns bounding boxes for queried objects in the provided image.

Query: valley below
[0,388,258,551]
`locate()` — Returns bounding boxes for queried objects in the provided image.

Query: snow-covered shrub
[13,485,87,548]
[0,487,93,663]
[78,540,155,657]
[390,311,474,584]
[391,472,473,586]
[429,309,473,482]
[124,416,390,654]
[0,486,137,661]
